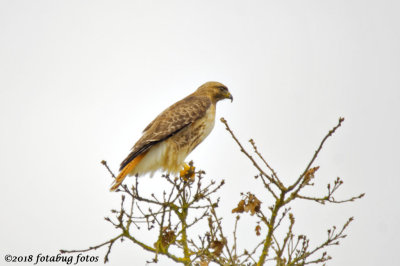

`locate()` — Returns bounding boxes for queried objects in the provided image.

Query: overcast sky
[1,0,399,265]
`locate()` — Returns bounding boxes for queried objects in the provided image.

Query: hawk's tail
[110,152,147,192]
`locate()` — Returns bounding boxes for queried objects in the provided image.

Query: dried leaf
[244,194,261,215]
[210,240,224,256]
[155,227,175,248]
[304,166,320,183]
[232,199,245,213]
[232,194,261,216]
[255,225,261,236]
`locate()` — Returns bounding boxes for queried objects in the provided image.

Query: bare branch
[287,117,345,193]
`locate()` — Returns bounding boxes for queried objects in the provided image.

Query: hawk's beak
[227,92,233,102]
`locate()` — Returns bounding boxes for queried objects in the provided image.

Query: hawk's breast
[162,104,216,173]
[187,104,216,151]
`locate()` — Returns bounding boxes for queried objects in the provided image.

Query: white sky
[1,0,399,265]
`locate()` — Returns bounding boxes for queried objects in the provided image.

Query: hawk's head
[196,81,233,103]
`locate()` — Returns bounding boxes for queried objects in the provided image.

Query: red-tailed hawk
[110,81,232,191]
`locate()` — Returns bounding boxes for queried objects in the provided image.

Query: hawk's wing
[119,95,211,171]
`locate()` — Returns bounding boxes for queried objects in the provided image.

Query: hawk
[110,81,232,191]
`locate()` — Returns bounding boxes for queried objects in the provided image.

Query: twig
[60,234,123,263]
[287,117,345,193]
[101,160,116,179]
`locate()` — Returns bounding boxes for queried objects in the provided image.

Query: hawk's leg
[180,162,196,182]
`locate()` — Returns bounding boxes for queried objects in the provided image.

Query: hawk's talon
[180,163,196,182]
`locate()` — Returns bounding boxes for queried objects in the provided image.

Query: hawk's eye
[218,86,228,92]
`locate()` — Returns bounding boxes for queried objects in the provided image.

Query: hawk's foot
[180,162,195,182]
